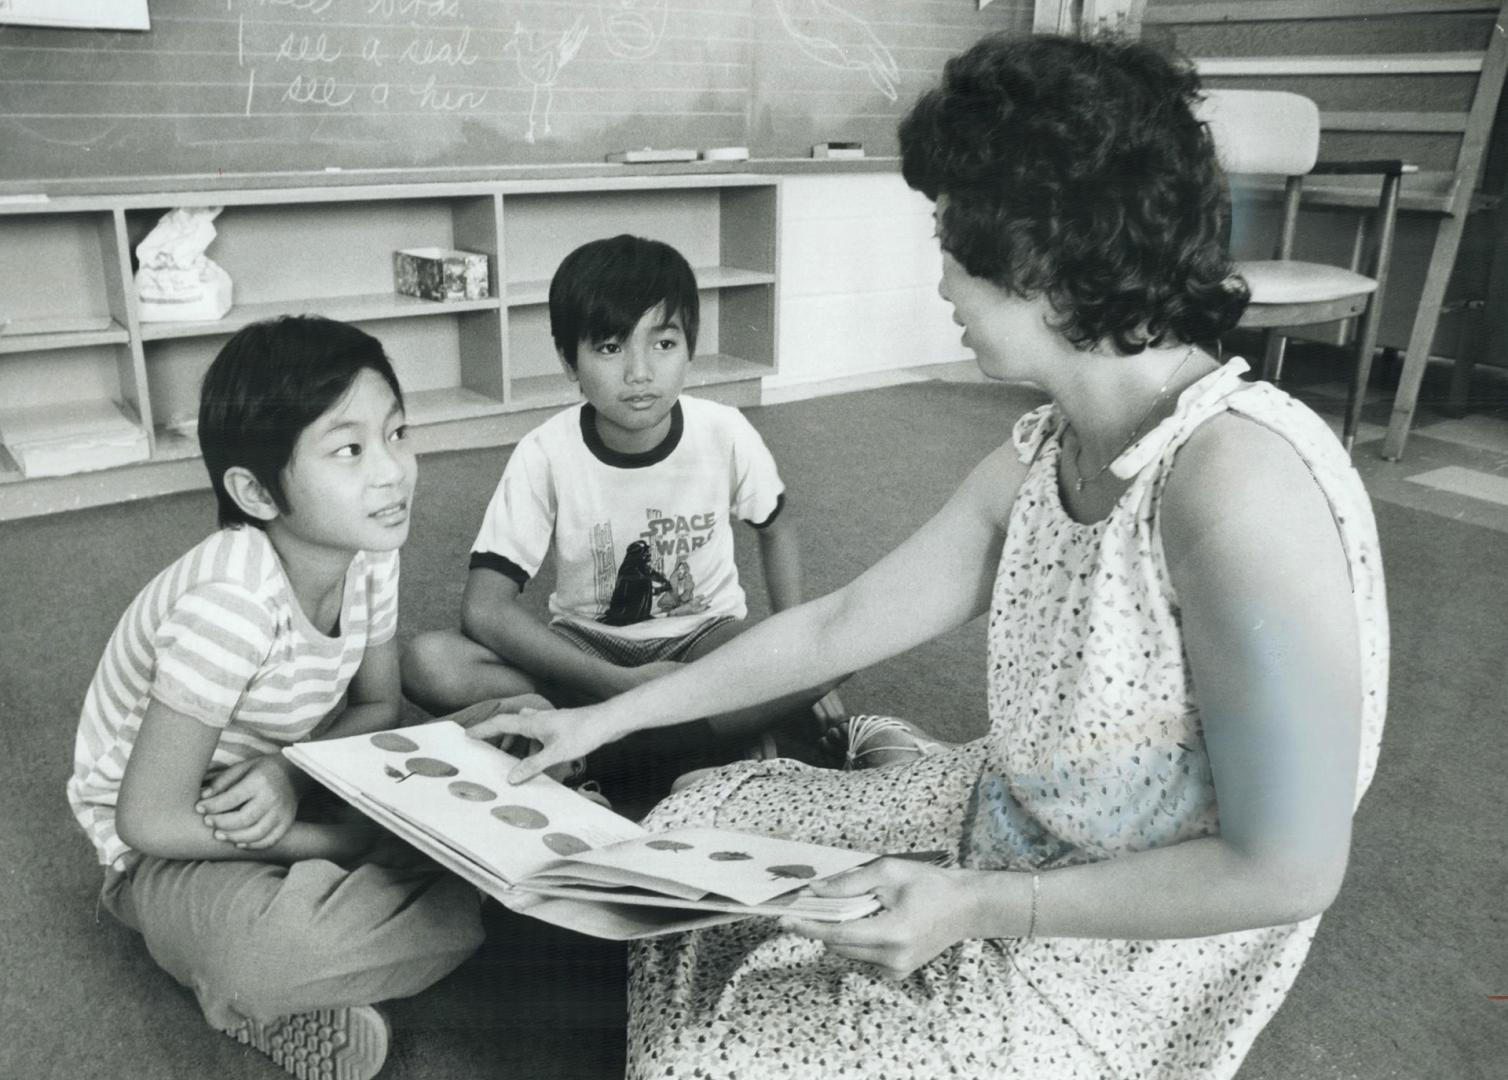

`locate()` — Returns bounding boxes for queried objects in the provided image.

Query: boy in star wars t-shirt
[472,390,780,648]
[402,235,843,784]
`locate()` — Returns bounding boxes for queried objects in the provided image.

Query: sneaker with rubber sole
[225,1004,389,1080]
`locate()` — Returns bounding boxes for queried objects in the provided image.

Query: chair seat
[1239,259,1378,304]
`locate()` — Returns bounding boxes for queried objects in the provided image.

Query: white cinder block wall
[768,173,972,390]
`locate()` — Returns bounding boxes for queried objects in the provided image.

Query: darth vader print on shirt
[594,509,716,626]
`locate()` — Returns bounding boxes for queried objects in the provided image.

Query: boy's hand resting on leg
[195,754,303,849]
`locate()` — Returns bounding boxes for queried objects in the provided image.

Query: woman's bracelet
[1025,871,1041,940]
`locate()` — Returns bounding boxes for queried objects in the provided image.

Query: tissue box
[136,264,234,323]
[394,248,489,302]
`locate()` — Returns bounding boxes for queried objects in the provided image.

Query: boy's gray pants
[101,850,484,1031]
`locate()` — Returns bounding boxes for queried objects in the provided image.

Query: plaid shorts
[548,615,736,666]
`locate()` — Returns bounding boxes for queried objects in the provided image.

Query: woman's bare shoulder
[1159,411,1345,580]
[963,439,1034,528]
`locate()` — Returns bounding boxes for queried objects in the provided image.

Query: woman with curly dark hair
[476,33,1387,1079]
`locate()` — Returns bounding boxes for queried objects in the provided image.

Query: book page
[286,720,644,884]
[524,862,709,901]
[502,888,751,941]
[286,766,840,940]
[554,826,878,907]
[285,721,882,934]
[512,882,882,923]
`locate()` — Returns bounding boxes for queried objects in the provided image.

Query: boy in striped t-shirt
[67,317,485,1080]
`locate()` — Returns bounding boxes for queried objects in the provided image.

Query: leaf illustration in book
[544,832,592,856]
[767,864,817,881]
[370,732,419,753]
[492,805,549,830]
[709,850,752,861]
[448,780,496,802]
[388,756,459,783]
[645,839,693,852]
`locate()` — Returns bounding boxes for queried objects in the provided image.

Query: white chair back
[1196,89,1320,176]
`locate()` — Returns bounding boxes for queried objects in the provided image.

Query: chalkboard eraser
[813,142,865,159]
[606,148,700,164]
[700,146,750,162]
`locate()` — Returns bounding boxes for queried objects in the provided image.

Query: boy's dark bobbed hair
[198,315,403,529]
[549,234,700,367]
[899,33,1248,354]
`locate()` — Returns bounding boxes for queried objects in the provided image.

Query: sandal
[830,714,947,770]
[573,779,613,811]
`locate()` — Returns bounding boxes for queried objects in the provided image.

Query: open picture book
[284,720,884,940]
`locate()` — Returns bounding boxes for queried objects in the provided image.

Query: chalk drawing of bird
[502,14,589,143]
[772,0,900,102]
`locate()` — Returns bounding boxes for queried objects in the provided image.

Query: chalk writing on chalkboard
[0,0,1032,184]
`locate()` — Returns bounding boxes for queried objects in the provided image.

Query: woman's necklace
[1072,346,1198,493]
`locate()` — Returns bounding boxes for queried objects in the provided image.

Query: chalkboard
[0,0,1031,185]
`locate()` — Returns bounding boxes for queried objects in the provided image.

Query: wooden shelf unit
[0,174,780,521]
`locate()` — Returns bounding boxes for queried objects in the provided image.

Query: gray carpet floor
[1,376,1503,1078]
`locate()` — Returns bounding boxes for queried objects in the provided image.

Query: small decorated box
[393,248,490,302]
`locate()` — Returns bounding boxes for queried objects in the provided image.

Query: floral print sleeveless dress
[627,359,1388,1080]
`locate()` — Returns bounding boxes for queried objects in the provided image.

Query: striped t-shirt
[67,526,399,869]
